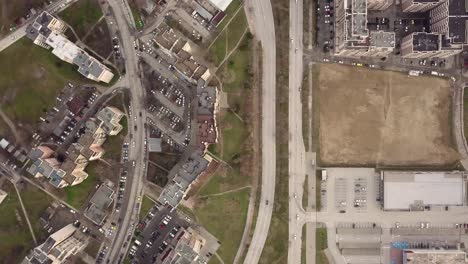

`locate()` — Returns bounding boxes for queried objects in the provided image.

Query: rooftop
[369,31,395,48]
[383,171,465,210]
[412,32,439,51]
[403,249,467,264]
[84,185,114,225]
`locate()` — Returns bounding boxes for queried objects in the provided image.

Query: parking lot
[325,168,379,214]
[130,205,189,264]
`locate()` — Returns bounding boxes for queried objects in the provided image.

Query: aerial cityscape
[0,0,468,263]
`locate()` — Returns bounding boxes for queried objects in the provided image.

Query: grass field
[209,10,248,66]
[316,228,329,264]
[193,189,250,263]
[21,183,54,240]
[0,38,86,124]
[0,0,45,37]
[128,0,144,28]
[317,64,458,166]
[59,0,103,38]
[64,165,100,209]
[139,196,154,220]
[102,116,127,161]
[209,30,227,66]
[198,166,250,196]
[0,182,35,263]
[217,0,243,30]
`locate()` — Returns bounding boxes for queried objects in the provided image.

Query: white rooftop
[208,0,233,11]
[383,171,465,210]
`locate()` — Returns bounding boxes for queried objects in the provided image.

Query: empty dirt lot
[317,64,459,166]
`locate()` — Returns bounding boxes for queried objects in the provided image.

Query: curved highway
[242,0,276,262]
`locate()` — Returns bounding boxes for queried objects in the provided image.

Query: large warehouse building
[382,171,466,211]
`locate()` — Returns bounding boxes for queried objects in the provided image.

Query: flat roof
[369,31,395,48]
[383,171,465,210]
[208,0,234,11]
[403,249,467,264]
[413,33,439,51]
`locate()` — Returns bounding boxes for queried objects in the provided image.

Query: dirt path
[14,182,38,245]
[217,28,250,69]
[198,185,251,198]
[207,5,245,51]
[0,107,20,143]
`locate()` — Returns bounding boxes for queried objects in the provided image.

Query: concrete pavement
[242,0,277,262]
[287,0,309,263]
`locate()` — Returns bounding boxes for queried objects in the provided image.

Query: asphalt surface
[242,0,277,262]
[0,0,79,52]
[104,0,148,262]
[287,0,309,263]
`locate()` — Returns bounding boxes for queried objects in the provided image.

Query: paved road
[104,0,148,262]
[242,0,277,262]
[287,0,308,263]
[0,0,78,52]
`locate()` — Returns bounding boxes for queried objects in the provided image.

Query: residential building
[382,170,466,211]
[84,184,114,225]
[159,151,210,207]
[27,107,124,189]
[333,0,395,57]
[22,224,88,264]
[368,0,392,10]
[97,106,124,136]
[26,11,114,83]
[430,0,468,46]
[402,0,441,12]
[400,32,462,58]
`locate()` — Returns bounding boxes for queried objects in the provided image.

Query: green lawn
[217,0,243,30]
[193,189,250,264]
[209,30,227,66]
[208,256,223,264]
[316,228,329,264]
[102,116,127,161]
[226,10,248,52]
[59,0,103,38]
[64,165,100,209]
[21,183,54,240]
[0,183,35,263]
[139,196,154,219]
[209,9,248,66]
[0,38,86,124]
[218,36,251,94]
[128,0,144,28]
[218,111,248,162]
[198,167,250,196]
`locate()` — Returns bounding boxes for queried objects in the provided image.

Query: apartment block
[368,0,392,10]
[401,32,462,58]
[97,106,124,136]
[26,12,114,83]
[27,107,124,189]
[402,0,441,12]
[22,224,87,264]
[334,0,395,57]
[430,0,468,46]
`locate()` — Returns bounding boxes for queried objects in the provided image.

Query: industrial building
[26,12,114,83]
[403,249,467,264]
[381,171,466,211]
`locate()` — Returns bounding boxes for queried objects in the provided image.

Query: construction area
[316,64,459,166]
